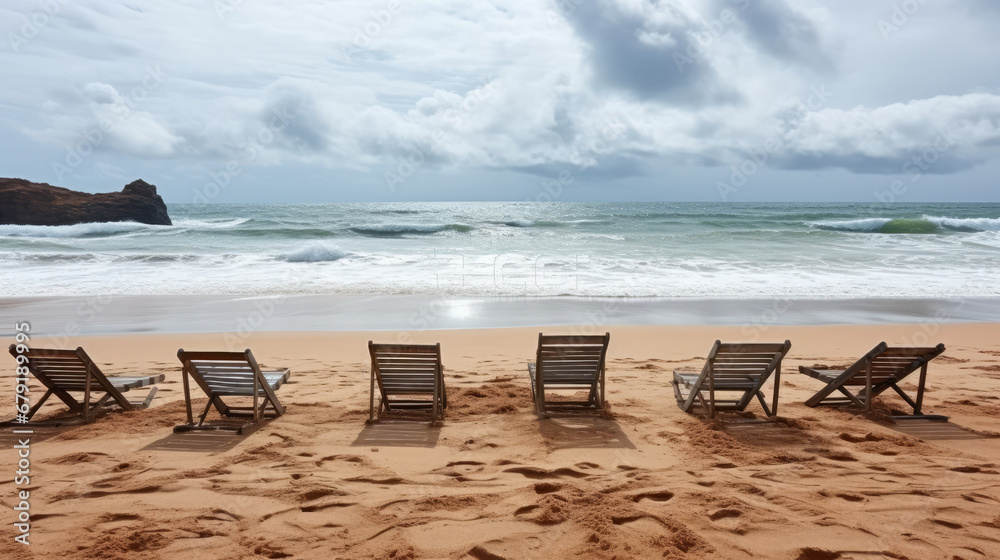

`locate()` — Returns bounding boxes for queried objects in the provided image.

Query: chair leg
[599,366,605,408]
[197,399,214,427]
[369,368,375,422]
[182,368,193,424]
[25,390,54,420]
[865,360,873,414]
[837,387,867,408]
[915,363,928,415]
[138,387,158,409]
[87,394,112,415]
[889,383,919,413]
[695,391,711,418]
[771,360,782,416]
[755,391,773,417]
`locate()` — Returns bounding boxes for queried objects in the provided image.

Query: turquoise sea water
[1,202,998,298]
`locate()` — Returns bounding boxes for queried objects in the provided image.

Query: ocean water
[1,202,998,299]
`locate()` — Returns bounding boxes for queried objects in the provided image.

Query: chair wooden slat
[799,342,945,415]
[175,349,289,435]
[368,342,445,424]
[673,340,791,419]
[527,332,610,417]
[6,345,163,426]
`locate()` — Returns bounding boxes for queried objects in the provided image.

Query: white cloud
[2,0,1000,195]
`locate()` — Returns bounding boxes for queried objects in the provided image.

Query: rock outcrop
[0,178,172,226]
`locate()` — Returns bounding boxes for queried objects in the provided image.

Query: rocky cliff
[0,178,172,226]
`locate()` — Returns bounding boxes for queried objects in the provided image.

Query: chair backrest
[9,345,110,392]
[176,349,263,396]
[839,342,945,386]
[706,341,791,381]
[535,333,610,385]
[369,343,442,395]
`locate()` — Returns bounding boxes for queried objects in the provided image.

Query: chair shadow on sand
[537,412,636,450]
[141,422,255,453]
[708,414,834,452]
[0,428,63,447]
[352,417,441,448]
[885,419,999,441]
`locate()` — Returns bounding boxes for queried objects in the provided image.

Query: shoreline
[24,322,1000,367]
[2,294,998,337]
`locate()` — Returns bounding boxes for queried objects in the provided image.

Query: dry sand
[2,323,999,560]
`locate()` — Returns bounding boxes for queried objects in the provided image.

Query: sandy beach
[2,322,999,559]
[5,0,1000,557]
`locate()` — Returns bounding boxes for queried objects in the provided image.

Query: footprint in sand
[795,548,842,560]
[503,466,590,479]
[834,493,865,502]
[629,490,674,503]
[950,465,1000,474]
[299,488,348,501]
[805,448,858,462]
[533,482,563,494]
[708,508,742,521]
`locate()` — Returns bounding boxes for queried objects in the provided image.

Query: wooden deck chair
[673,340,791,419]
[175,349,290,435]
[528,333,610,417]
[368,342,446,424]
[798,342,946,419]
[6,345,163,425]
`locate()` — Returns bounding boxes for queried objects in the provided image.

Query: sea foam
[0,221,156,238]
[284,242,349,262]
[349,224,472,236]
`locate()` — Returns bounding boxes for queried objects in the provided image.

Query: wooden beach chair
[528,333,610,417]
[175,349,290,435]
[368,342,446,423]
[672,340,791,419]
[798,342,946,419]
[6,345,164,425]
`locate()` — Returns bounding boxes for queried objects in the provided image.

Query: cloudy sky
[2,0,999,202]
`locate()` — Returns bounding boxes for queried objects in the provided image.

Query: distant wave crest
[284,242,350,263]
[0,221,157,238]
[0,218,252,239]
[809,215,1000,234]
[172,218,252,230]
[923,215,1000,232]
[809,218,892,232]
[349,223,473,236]
[491,219,604,228]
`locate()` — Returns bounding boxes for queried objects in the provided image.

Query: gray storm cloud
[1,0,999,198]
